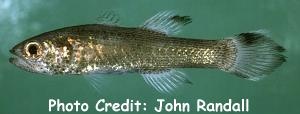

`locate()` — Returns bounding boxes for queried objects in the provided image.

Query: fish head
[9,36,53,75]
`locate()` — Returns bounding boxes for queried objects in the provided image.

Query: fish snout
[9,48,14,54]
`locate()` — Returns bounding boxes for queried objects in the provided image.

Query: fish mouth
[9,49,14,54]
[9,57,15,64]
[9,51,33,73]
[9,49,18,64]
[9,54,21,64]
[9,48,24,65]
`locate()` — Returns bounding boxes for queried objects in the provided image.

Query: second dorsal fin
[141,11,192,35]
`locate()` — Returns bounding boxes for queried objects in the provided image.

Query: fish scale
[46,25,230,74]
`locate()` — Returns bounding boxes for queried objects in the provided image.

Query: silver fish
[9,11,286,93]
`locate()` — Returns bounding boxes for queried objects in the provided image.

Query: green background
[0,0,299,114]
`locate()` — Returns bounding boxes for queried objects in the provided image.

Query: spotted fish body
[32,25,234,74]
[10,11,286,93]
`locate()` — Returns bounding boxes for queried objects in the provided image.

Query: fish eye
[24,42,41,58]
[28,44,38,55]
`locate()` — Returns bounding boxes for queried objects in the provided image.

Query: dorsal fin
[141,11,192,35]
[96,10,120,25]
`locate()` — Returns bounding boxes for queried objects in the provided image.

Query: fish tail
[224,30,286,81]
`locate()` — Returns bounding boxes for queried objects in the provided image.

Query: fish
[9,11,286,93]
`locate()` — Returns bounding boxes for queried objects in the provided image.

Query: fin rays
[141,11,192,35]
[226,30,286,81]
[84,74,106,93]
[96,10,120,25]
[141,69,191,94]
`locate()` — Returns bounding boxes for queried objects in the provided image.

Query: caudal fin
[226,30,286,81]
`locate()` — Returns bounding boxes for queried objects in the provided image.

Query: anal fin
[141,69,192,94]
[84,74,107,93]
